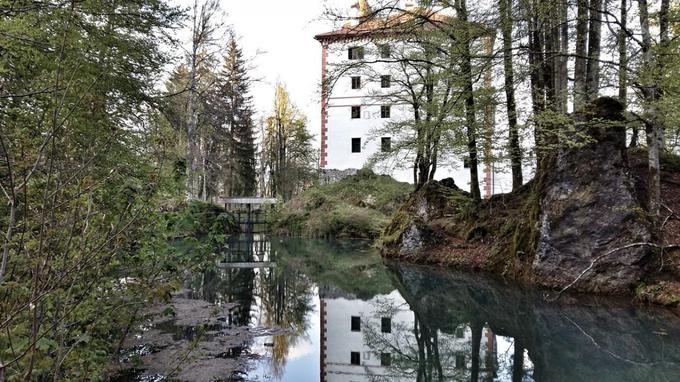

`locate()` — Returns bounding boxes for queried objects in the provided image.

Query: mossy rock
[636,281,680,307]
[272,171,412,239]
[380,181,474,255]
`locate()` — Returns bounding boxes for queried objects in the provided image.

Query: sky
[172,0,350,142]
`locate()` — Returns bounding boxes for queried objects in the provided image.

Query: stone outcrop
[533,98,653,293]
[380,181,470,257]
[381,97,662,295]
[319,168,358,185]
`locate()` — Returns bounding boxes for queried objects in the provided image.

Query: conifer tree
[218,36,257,196]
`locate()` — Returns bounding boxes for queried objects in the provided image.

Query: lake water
[119,235,680,381]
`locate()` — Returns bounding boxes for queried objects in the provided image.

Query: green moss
[635,282,680,306]
[379,205,416,251]
[272,170,413,239]
[379,181,476,254]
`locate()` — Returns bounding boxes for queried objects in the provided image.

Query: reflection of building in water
[320,286,497,382]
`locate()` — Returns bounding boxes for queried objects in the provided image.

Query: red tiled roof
[314,9,455,43]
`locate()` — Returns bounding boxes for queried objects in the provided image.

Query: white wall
[321,38,524,194]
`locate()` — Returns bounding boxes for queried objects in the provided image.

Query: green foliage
[0,1,227,380]
[164,200,238,241]
[273,170,412,239]
[262,84,318,200]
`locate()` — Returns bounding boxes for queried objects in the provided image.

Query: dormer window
[348,46,365,60]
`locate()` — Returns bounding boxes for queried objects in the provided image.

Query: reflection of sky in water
[248,293,320,382]
[494,336,534,382]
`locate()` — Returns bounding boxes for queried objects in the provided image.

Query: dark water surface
[119,236,680,382]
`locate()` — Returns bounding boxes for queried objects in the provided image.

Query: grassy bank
[379,179,536,277]
[272,169,412,239]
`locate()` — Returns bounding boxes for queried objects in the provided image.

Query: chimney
[351,0,372,18]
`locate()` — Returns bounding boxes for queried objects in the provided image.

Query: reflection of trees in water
[362,298,499,382]
[257,261,315,379]
[189,266,256,327]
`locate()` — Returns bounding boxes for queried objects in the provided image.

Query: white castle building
[315,0,526,196]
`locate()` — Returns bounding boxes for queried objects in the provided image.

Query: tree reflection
[183,234,316,379]
[257,249,315,379]
[190,267,256,326]
[361,297,499,382]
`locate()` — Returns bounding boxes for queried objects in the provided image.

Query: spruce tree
[217,36,257,196]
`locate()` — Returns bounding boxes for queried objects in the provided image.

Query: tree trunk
[639,0,661,222]
[0,200,15,284]
[512,340,525,382]
[585,0,602,100]
[618,0,636,147]
[186,2,202,200]
[658,0,669,150]
[559,0,569,113]
[470,321,483,382]
[186,74,199,199]
[457,0,481,201]
[501,0,523,191]
[527,0,546,166]
[483,35,496,197]
[542,10,556,110]
[574,0,589,111]
[528,0,546,116]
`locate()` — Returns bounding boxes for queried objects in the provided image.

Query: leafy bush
[272,170,412,239]
[165,200,239,242]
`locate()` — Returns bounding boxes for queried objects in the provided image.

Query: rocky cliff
[380,97,679,299]
[532,99,653,293]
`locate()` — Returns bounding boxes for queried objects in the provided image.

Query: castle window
[381,352,392,366]
[352,138,361,153]
[349,46,364,60]
[351,76,361,89]
[381,75,391,88]
[381,317,392,332]
[351,106,361,119]
[455,354,466,369]
[351,351,361,365]
[379,44,391,58]
[381,105,391,119]
[351,316,361,331]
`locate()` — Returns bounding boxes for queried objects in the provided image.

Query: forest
[0,0,679,380]
[0,0,318,379]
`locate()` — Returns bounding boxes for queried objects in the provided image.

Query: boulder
[381,181,471,257]
[533,97,653,293]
